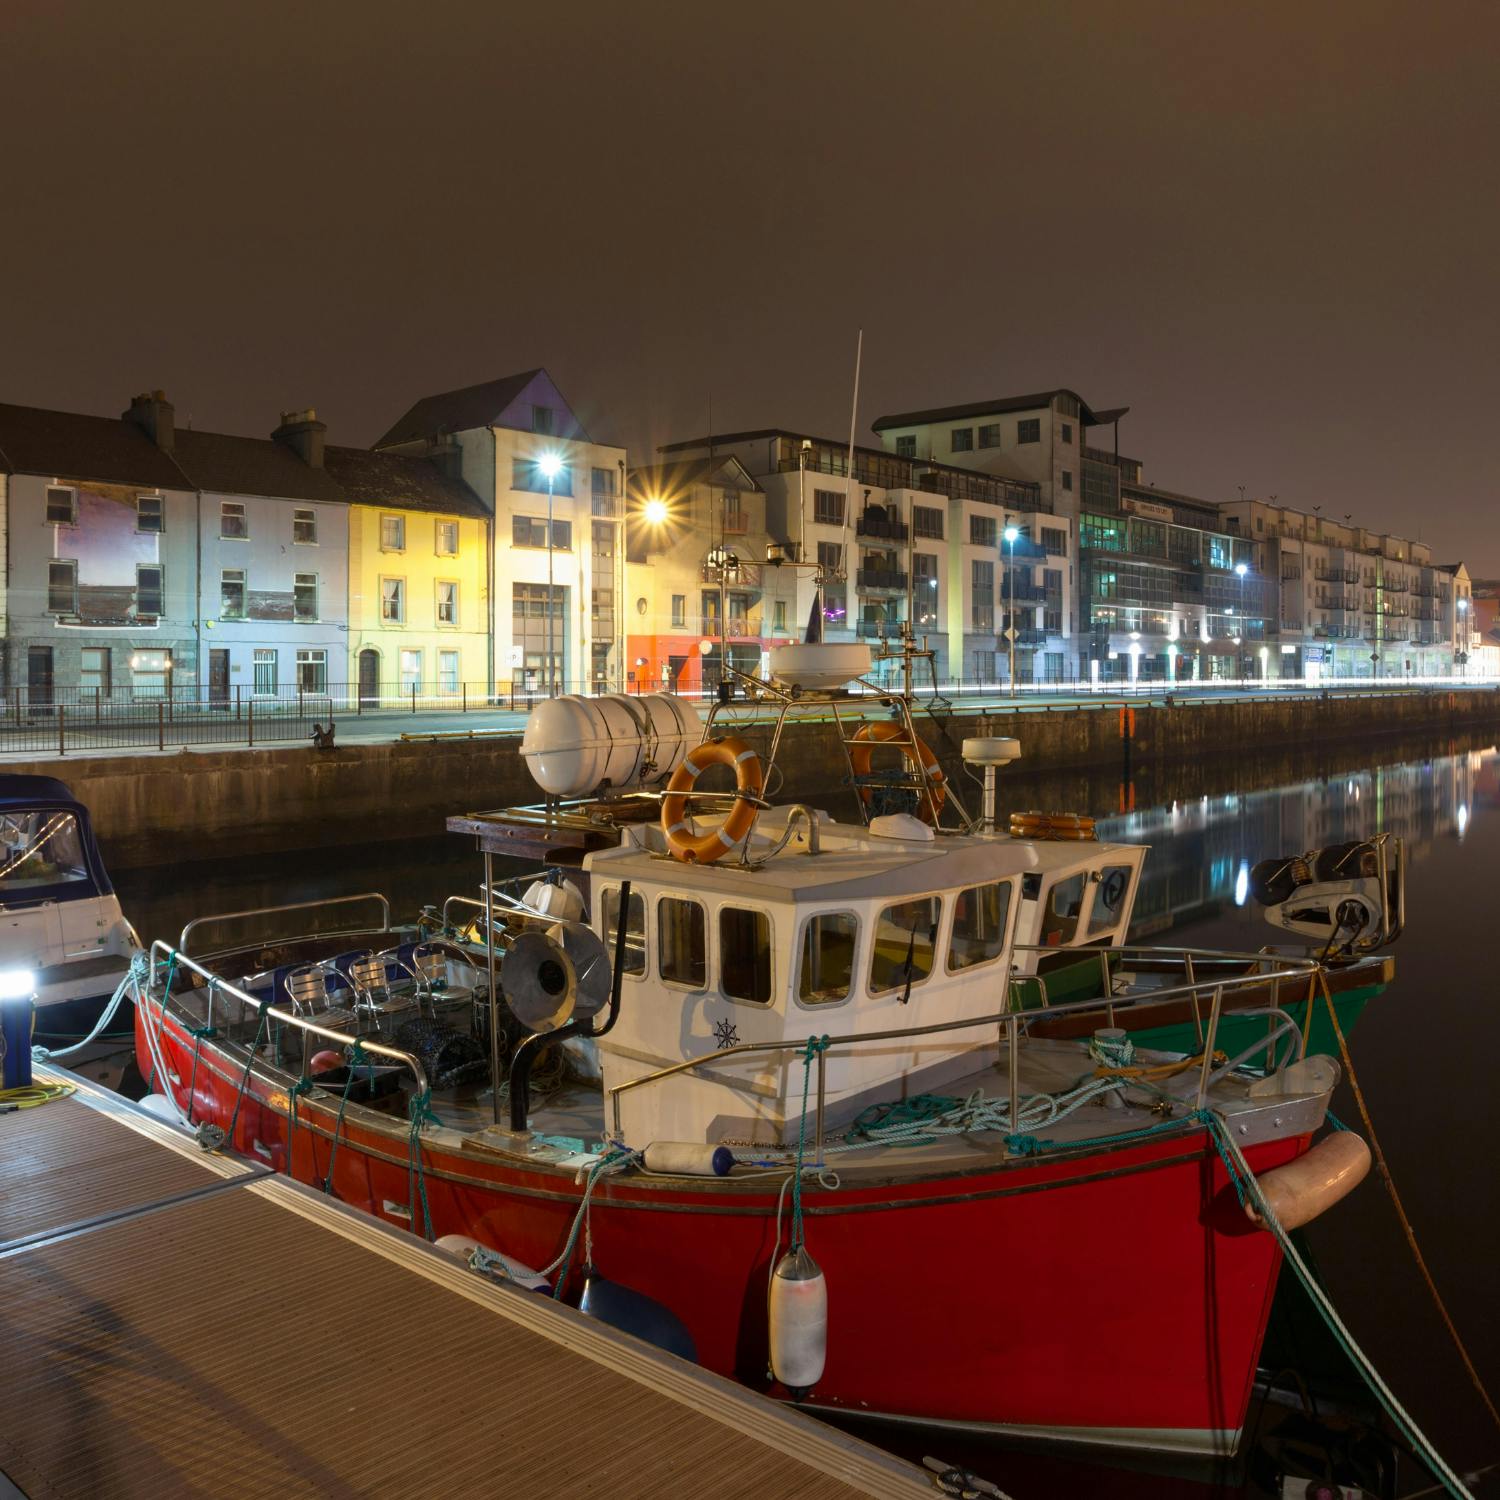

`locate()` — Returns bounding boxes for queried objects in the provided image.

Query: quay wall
[21,688,1500,868]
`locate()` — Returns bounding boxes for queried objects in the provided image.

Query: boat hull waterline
[139,996,1302,1457]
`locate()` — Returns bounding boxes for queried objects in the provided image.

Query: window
[380,576,405,623]
[1061,470,1073,492]
[816,540,843,573]
[1089,865,1134,935]
[1039,873,1087,946]
[436,580,458,625]
[773,599,786,631]
[45,487,76,525]
[798,911,858,1006]
[912,505,944,539]
[603,886,646,976]
[512,583,565,685]
[869,897,940,995]
[591,467,617,516]
[671,594,686,628]
[380,514,405,551]
[971,560,995,630]
[1060,422,1073,444]
[399,650,422,692]
[895,435,916,458]
[948,882,1012,972]
[512,515,571,549]
[532,405,554,435]
[812,489,845,526]
[136,495,164,533]
[295,649,327,692]
[293,508,317,544]
[701,590,721,630]
[294,572,318,622]
[970,514,996,547]
[131,649,171,698]
[1041,526,1067,556]
[511,457,572,495]
[220,501,247,539]
[136,565,163,617]
[253,648,278,695]
[439,650,460,693]
[720,907,771,1003]
[435,520,458,556]
[1017,418,1041,444]
[950,427,974,452]
[658,897,707,988]
[977,424,1001,449]
[47,560,77,614]
[220,568,246,619]
[912,553,939,624]
[76,647,109,697]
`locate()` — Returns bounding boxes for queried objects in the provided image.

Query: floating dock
[0,1068,931,1499]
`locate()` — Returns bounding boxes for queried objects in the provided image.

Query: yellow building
[325,446,491,702]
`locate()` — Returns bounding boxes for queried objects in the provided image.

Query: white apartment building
[658,431,1073,684]
[377,369,628,693]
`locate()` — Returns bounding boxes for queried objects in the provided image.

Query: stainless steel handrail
[148,940,430,1097]
[606,953,1318,1139]
[179,892,393,957]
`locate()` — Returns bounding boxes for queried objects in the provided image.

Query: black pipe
[508,879,631,1133]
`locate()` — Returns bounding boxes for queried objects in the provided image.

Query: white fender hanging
[642,1141,736,1177]
[1244,1130,1372,1232]
[769,1245,828,1392]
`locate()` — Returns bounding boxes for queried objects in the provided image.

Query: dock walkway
[0,1069,931,1499]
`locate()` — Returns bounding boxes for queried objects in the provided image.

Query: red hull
[139,1001,1295,1454]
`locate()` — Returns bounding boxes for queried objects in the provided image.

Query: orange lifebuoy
[849,722,947,823]
[1009,810,1098,842]
[661,737,764,864]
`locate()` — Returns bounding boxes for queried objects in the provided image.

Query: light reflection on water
[105,738,1500,1498]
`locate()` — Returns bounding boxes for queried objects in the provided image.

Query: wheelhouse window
[1039,873,1087,946]
[1087,865,1134,935]
[603,886,645,977]
[869,897,940,994]
[720,906,771,1004]
[658,896,706,988]
[948,881,1013,972]
[797,911,858,1006]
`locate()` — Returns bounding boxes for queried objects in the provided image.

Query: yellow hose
[0,1080,76,1109]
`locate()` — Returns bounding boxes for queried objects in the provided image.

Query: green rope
[322,1040,365,1196]
[406,1088,443,1240]
[224,1005,269,1153]
[184,1020,218,1125]
[845,1092,959,1145]
[286,1072,314,1175]
[142,953,179,1091]
[789,1035,830,1253]
[545,1146,637,1300]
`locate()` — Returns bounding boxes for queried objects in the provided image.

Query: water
[102,732,1500,1498]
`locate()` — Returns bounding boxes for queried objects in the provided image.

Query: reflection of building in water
[1103,752,1483,936]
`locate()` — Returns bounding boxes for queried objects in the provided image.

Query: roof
[627,455,761,496]
[870,389,1111,432]
[375,369,545,448]
[0,402,191,490]
[323,445,488,517]
[172,428,346,503]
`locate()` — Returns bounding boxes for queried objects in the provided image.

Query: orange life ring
[661,737,763,864]
[1009,810,1097,842]
[849,722,947,823]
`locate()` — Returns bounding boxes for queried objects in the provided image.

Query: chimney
[124,390,174,454]
[272,407,326,469]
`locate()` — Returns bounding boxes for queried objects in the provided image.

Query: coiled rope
[31,951,148,1062]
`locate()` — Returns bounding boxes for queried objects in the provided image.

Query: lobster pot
[393,1016,490,1090]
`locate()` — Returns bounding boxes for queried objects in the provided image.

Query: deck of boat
[0,1067,932,1499]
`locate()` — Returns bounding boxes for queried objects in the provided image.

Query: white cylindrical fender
[769,1246,828,1391]
[1245,1130,1372,1232]
[434,1235,550,1292]
[643,1141,736,1177]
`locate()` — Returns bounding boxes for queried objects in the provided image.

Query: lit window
[294,573,318,622]
[438,650,460,693]
[46,487,76,525]
[948,882,1012,972]
[131,649,171,698]
[798,911,858,1006]
[399,649,422,692]
[869,898,940,994]
[293,508,317,544]
[720,907,771,1003]
[381,576,405,622]
[511,458,572,495]
[436,580,458,625]
[380,514,405,551]
[658,897,706,988]
[136,495,164,533]
[47,560,77,614]
[603,886,645,976]
[220,568,246,619]
[435,520,458,556]
[220,502,247,539]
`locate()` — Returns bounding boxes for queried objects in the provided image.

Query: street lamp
[538,454,564,696]
[1003,525,1020,696]
[1233,562,1250,682]
[1458,596,1470,680]
[644,496,668,527]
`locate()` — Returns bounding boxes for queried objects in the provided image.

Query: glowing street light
[643,496,669,526]
[538,454,565,696]
[1003,525,1020,696]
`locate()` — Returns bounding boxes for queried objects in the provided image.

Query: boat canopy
[0,775,114,904]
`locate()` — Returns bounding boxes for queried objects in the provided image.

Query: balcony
[855,618,899,639]
[855,513,908,541]
[857,567,908,592]
[1002,580,1047,603]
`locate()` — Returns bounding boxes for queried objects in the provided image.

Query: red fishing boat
[131,645,1380,1456]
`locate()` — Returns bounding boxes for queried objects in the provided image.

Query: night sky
[4,1,1497,568]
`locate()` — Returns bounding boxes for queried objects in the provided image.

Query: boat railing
[606,951,1318,1150]
[145,939,431,1098]
[1008,943,1323,1051]
[179,892,393,958]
